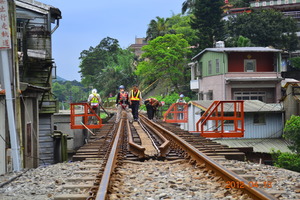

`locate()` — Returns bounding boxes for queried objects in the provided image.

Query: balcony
[190,79,199,91]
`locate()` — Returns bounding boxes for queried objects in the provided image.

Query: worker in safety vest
[87,89,101,123]
[129,84,142,121]
[115,85,133,123]
[176,94,186,120]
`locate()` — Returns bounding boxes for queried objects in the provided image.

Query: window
[253,113,266,124]
[216,59,220,73]
[207,90,213,100]
[208,60,212,74]
[244,59,256,72]
[199,92,203,100]
[196,62,202,77]
[234,91,266,102]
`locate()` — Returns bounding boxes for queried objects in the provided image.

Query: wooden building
[0,0,61,174]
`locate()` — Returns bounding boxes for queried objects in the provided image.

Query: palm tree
[146,17,170,41]
[182,0,196,14]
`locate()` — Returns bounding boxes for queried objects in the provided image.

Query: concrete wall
[53,113,85,153]
[199,75,225,100]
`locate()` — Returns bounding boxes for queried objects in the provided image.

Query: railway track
[54,114,278,200]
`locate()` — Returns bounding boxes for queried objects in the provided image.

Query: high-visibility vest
[130,90,140,101]
[119,92,128,101]
[91,94,99,103]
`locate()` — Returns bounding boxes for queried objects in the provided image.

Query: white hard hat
[92,89,97,94]
[180,94,184,98]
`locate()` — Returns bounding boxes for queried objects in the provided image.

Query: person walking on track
[87,89,101,124]
[144,98,161,121]
[129,84,142,121]
[115,85,133,123]
[176,94,186,120]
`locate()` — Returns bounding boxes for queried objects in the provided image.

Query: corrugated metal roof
[281,78,300,88]
[192,47,282,60]
[213,138,292,153]
[190,100,283,112]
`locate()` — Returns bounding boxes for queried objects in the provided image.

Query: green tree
[182,0,196,14]
[79,37,120,86]
[190,0,225,50]
[79,37,136,97]
[136,34,191,92]
[146,17,172,41]
[288,57,300,69]
[168,14,198,49]
[225,9,299,51]
[284,115,300,153]
[271,150,300,172]
[237,35,252,47]
[53,82,66,101]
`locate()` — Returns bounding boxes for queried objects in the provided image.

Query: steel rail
[127,120,146,158]
[95,119,124,200]
[138,118,160,154]
[139,117,170,157]
[141,115,276,200]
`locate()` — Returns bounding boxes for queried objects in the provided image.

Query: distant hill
[54,76,68,82]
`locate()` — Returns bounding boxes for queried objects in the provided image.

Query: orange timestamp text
[225,181,273,189]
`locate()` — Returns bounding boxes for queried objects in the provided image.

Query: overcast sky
[39,0,184,81]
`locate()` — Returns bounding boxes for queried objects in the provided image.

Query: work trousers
[131,100,140,120]
[115,104,133,123]
[89,105,100,124]
[146,104,155,120]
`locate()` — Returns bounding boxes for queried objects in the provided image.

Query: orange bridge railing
[163,103,188,123]
[196,101,244,138]
[70,103,103,129]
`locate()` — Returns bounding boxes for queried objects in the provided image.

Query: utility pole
[0,0,21,171]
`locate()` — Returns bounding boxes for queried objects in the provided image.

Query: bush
[283,115,300,153]
[288,57,300,69]
[271,150,300,172]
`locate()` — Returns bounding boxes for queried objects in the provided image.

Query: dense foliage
[225,9,299,51]
[271,150,300,172]
[288,57,300,69]
[283,115,300,153]
[146,17,172,41]
[190,0,224,50]
[53,80,88,109]
[136,34,191,92]
[79,37,136,97]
